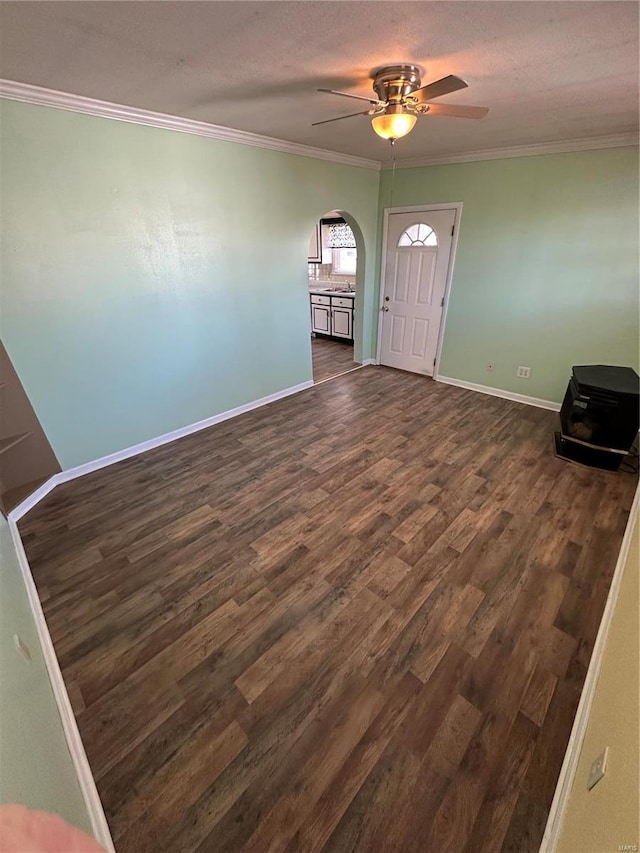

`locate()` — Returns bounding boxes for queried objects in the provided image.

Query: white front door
[379,209,456,375]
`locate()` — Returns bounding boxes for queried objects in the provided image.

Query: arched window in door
[397,223,438,247]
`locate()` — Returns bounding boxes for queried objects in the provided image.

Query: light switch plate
[587,746,609,790]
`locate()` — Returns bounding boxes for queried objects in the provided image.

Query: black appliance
[554,365,640,471]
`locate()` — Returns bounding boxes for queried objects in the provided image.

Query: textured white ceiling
[0,1,637,163]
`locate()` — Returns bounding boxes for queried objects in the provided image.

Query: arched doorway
[307,209,364,384]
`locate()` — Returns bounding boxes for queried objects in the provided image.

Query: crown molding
[387,132,639,169]
[2,79,636,173]
[0,78,381,172]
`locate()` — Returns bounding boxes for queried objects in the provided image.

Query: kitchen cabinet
[310,293,354,341]
[307,223,322,263]
[330,296,354,339]
[310,294,331,335]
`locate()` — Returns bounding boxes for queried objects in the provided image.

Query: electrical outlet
[587,746,609,790]
[486,362,495,373]
[517,366,531,379]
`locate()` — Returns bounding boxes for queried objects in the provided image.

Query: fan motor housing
[371,64,423,102]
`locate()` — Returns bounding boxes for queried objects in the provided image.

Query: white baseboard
[4,376,314,842]
[7,519,115,852]
[540,480,640,852]
[5,371,556,524]
[361,358,379,366]
[436,374,561,411]
[8,477,59,523]
[50,380,313,488]
[8,379,313,522]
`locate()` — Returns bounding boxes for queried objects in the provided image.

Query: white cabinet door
[308,224,322,263]
[331,306,353,339]
[311,304,331,334]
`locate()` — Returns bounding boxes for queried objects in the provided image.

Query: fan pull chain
[389,139,397,211]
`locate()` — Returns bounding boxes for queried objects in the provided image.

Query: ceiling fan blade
[318,88,384,106]
[311,110,372,126]
[422,102,489,119]
[411,74,468,103]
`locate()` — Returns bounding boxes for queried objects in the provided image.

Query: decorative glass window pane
[397,223,438,247]
[328,222,356,248]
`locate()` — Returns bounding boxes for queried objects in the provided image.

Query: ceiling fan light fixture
[371,105,417,141]
[315,65,487,140]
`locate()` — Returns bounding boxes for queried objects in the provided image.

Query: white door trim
[376,203,463,374]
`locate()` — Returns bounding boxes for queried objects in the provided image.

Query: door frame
[375,203,463,377]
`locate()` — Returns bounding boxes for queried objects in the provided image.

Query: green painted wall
[378,148,639,402]
[2,99,637,467]
[0,100,380,469]
[0,515,92,833]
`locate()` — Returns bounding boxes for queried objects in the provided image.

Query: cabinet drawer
[310,294,331,306]
[331,296,355,308]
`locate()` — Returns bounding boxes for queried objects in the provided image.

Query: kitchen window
[332,248,357,275]
[327,221,356,248]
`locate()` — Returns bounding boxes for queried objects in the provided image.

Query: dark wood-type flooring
[19,367,636,853]
[312,337,357,384]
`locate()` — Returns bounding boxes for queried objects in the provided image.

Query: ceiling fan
[313,64,488,143]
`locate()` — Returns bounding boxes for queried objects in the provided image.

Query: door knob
[382,306,389,312]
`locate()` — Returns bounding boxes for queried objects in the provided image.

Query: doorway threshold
[313,364,367,386]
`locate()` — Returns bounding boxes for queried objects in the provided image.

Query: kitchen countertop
[308,287,355,298]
